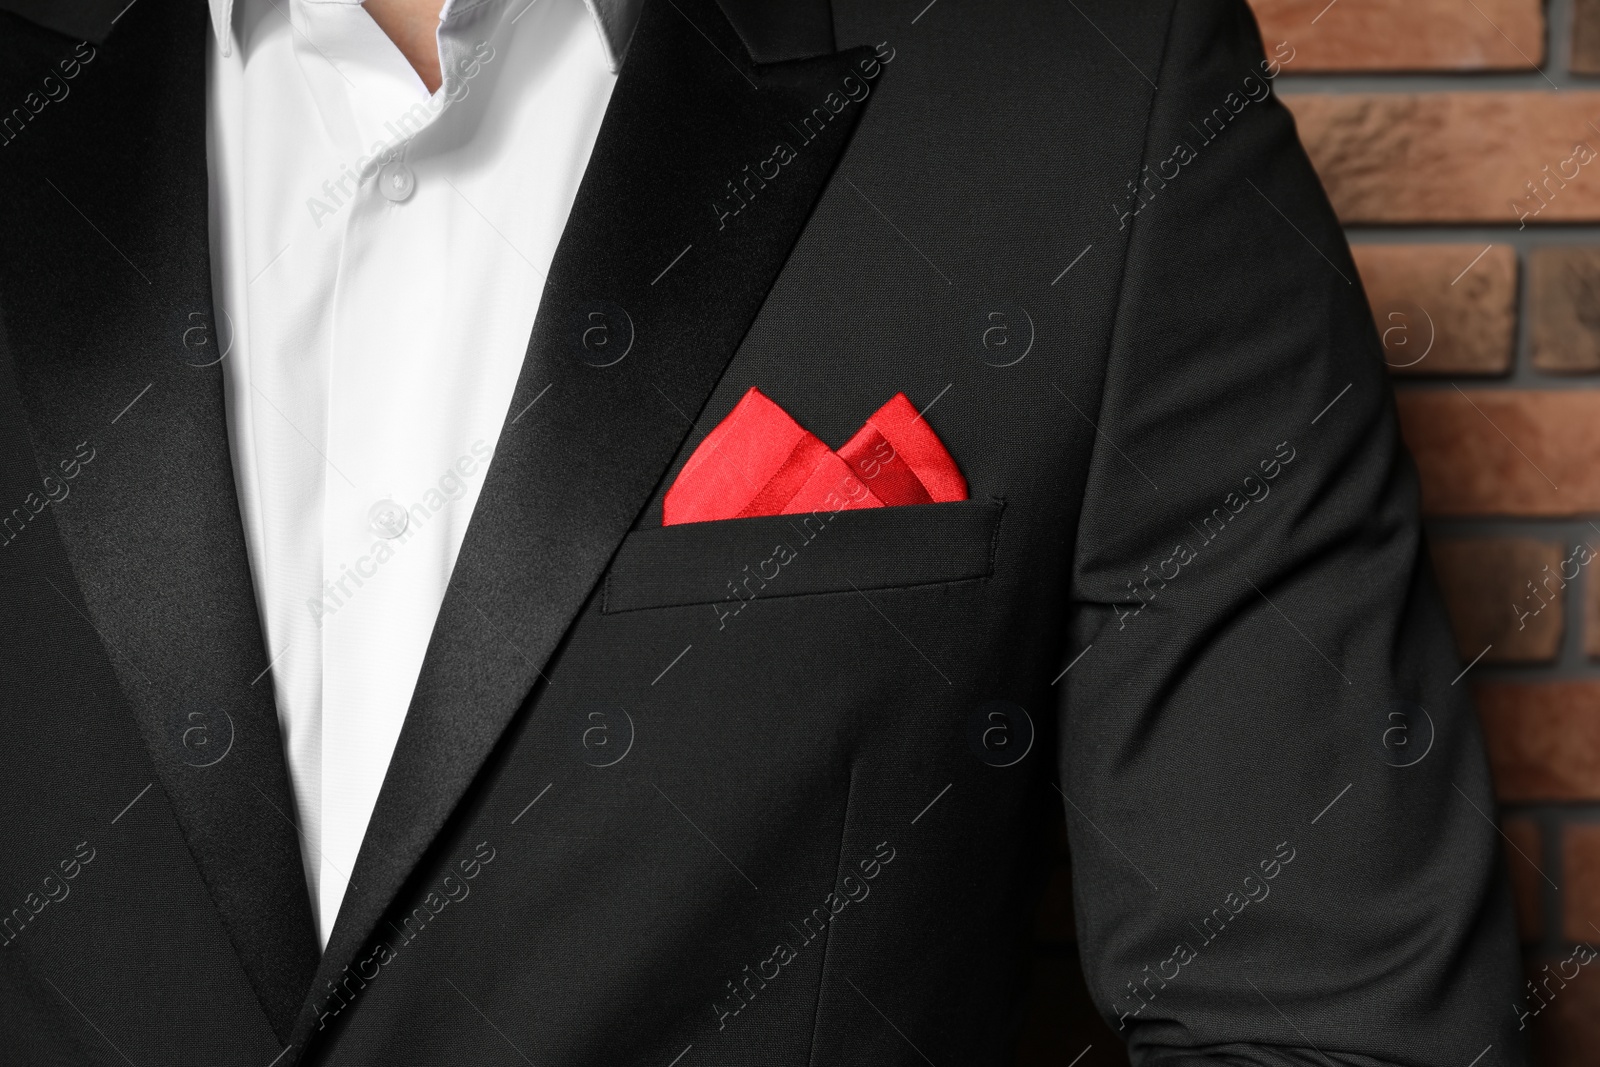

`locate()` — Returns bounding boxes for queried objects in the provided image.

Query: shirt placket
[289,0,451,943]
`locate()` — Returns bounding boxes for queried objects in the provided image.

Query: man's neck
[363,0,447,92]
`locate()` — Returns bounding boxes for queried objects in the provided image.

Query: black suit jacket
[0,0,1525,1064]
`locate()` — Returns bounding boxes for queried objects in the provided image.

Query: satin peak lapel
[0,0,318,1045]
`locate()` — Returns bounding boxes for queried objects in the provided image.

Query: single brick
[1531,247,1600,372]
[1503,817,1544,942]
[1285,93,1600,224]
[1249,0,1544,71]
[1529,946,1600,1065]
[1574,0,1600,74]
[1587,559,1600,660]
[1563,822,1600,942]
[1476,682,1600,802]
[1354,245,1516,376]
[1430,537,1564,663]
[1396,391,1600,516]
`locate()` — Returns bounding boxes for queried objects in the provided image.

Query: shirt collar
[208,0,643,71]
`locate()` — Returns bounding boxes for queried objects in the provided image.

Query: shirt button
[368,499,409,539]
[379,160,415,202]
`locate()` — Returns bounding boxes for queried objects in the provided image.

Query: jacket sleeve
[1058,2,1527,1063]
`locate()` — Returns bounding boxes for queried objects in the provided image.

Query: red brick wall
[1018,3,1600,1063]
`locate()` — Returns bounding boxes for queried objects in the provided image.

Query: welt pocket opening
[601,499,1005,614]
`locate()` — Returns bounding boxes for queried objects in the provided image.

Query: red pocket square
[662,387,967,526]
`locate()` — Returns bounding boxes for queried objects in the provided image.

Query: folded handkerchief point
[838,392,968,506]
[662,387,965,526]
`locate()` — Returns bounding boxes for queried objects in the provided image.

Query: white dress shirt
[206,0,637,947]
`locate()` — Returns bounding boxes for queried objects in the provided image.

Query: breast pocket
[601,499,1004,614]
